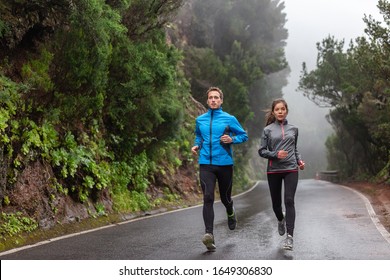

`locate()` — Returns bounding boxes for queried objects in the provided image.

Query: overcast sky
[280,0,382,171]
[282,0,381,106]
[283,0,381,79]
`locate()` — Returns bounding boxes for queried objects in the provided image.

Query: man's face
[207,90,223,109]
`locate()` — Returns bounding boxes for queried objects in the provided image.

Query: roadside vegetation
[1,0,388,250]
[0,0,288,247]
[299,0,390,184]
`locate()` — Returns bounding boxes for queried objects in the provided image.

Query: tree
[172,0,289,181]
[299,0,390,182]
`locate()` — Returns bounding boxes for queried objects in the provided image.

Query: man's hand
[191,145,199,155]
[220,135,232,144]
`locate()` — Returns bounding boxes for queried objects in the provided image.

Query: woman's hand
[298,160,305,170]
[277,150,288,159]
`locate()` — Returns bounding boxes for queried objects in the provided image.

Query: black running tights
[200,164,234,234]
[267,171,298,236]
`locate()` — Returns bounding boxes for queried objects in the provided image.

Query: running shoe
[227,207,237,230]
[278,218,286,236]
[283,234,293,250]
[202,233,216,251]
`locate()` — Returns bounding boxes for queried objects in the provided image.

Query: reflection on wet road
[1,180,390,260]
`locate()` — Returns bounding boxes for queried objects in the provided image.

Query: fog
[281,0,381,177]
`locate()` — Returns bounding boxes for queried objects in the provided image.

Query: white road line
[339,184,390,244]
[0,182,261,257]
[2,181,389,256]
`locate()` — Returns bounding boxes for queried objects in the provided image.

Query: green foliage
[178,0,288,115]
[61,0,125,92]
[174,0,289,173]
[122,0,183,39]
[49,178,68,195]
[109,153,152,212]
[162,187,180,202]
[21,49,54,92]
[0,19,8,38]
[112,190,150,212]
[325,134,349,177]
[0,75,26,135]
[375,156,390,184]
[182,47,227,103]
[0,0,193,228]
[299,0,390,181]
[0,0,291,234]
[50,131,113,202]
[0,77,113,202]
[105,30,185,161]
[0,75,35,177]
[3,196,10,206]
[94,202,107,216]
[49,0,126,123]
[0,212,38,237]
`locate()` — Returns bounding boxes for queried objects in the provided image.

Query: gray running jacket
[258,119,302,173]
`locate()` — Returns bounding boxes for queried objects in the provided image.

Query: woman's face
[273,101,288,122]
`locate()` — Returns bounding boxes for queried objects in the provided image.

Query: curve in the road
[339,184,390,244]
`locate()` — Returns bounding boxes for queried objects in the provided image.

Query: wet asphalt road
[1,179,390,260]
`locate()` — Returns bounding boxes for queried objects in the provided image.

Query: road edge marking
[339,184,390,245]
[0,182,262,257]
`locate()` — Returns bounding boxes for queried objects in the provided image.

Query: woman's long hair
[264,98,289,126]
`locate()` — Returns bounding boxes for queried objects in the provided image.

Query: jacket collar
[275,119,288,125]
[208,107,223,114]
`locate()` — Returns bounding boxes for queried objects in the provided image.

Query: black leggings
[200,164,234,234]
[267,171,298,236]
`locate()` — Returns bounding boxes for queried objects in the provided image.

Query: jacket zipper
[270,122,285,167]
[210,110,214,164]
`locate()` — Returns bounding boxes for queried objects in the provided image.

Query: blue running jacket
[194,107,248,165]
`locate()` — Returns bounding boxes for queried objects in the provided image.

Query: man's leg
[200,165,217,234]
[216,165,236,230]
[216,165,234,212]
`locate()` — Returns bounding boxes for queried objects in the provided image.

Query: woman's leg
[267,173,284,221]
[284,172,299,236]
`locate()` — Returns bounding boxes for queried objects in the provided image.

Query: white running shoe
[202,233,216,251]
[283,234,293,250]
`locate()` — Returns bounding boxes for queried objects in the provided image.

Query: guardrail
[315,170,340,183]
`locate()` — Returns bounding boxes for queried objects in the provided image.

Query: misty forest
[0,0,389,248]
